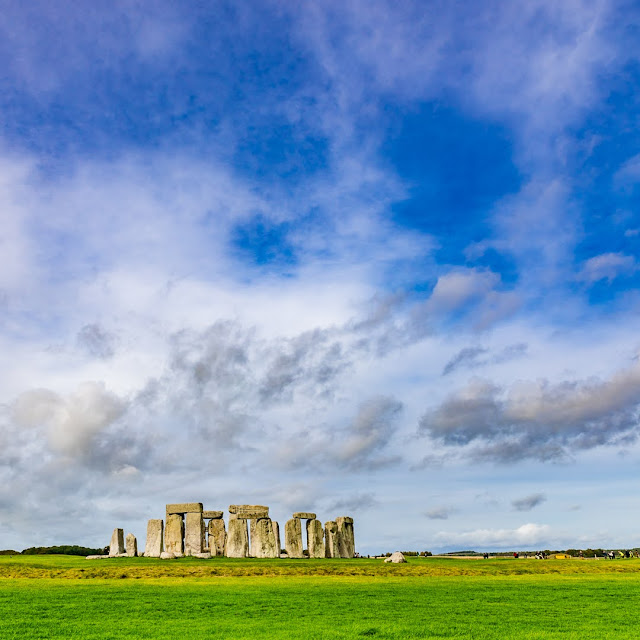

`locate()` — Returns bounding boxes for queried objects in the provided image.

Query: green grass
[1,556,639,638]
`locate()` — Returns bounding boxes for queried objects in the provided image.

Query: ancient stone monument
[336,516,355,558]
[125,533,137,557]
[206,512,226,556]
[284,517,304,558]
[226,515,250,558]
[184,512,205,556]
[307,518,325,558]
[165,514,185,556]
[109,528,125,557]
[100,502,355,561]
[324,520,340,558]
[144,519,163,558]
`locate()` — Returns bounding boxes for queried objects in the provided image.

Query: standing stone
[184,512,205,556]
[324,521,340,558]
[144,519,163,558]
[250,518,279,558]
[273,520,281,556]
[208,518,226,556]
[226,517,249,557]
[165,513,185,555]
[125,533,138,557]
[109,528,125,557]
[285,518,304,558]
[307,519,324,558]
[336,516,355,558]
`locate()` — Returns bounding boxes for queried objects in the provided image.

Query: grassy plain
[1,555,639,639]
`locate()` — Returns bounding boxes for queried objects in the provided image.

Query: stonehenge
[165,514,185,556]
[109,528,124,556]
[250,517,279,558]
[336,516,355,559]
[100,502,355,561]
[307,519,325,558]
[285,518,304,558]
[184,512,205,556]
[207,516,226,556]
[226,516,250,557]
[144,519,163,558]
[324,520,341,558]
[125,533,138,557]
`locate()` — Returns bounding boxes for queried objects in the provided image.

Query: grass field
[1,555,639,638]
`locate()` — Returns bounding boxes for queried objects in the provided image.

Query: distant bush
[0,550,19,555]
[21,545,105,556]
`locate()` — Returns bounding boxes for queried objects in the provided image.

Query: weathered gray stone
[184,512,205,556]
[336,516,355,558]
[165,513,185,555]
[166,502,203,518]
[193,552,212,559]
[208,518,226,556]
[226,518,249,557]
[125,533,137,557]
[160,551,176,559]
[384,551,406,563]
[144,519,163,558]
[115,552,129,558]
[274,520,281,556]
[229,504,268,513]
[292,512,316,520]
[285,518,304,558]
[230,504,269,519]
[306,519,324,558]
[324,521,340,558]
[109,528,125,557]
[85,555,109,559]
[250,518,279,558]
[236,511,269,520]
[202,510,223,519]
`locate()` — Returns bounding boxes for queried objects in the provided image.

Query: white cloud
[579,252,637,283]
[435,523,551,548]
[11,382,126,456]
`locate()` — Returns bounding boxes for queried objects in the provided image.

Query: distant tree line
[6,545,107,556]
[444,549,640,558]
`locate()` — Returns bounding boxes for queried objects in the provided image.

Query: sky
[1,0,640,555]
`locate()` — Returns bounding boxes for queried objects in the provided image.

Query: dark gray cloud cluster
[425,506,456,520]
[420,363,640,461]
[512,493,546,511]
[442,343,527,376]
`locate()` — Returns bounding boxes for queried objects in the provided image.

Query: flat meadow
[1,555,639,639]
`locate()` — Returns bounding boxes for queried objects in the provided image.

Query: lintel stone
[235,511,269,520]
[166,503,203,517]
[202,510,223,519]
[229,504,269,516]
[292,512,316,519]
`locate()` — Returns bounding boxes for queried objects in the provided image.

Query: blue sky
[1,0,640,554]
